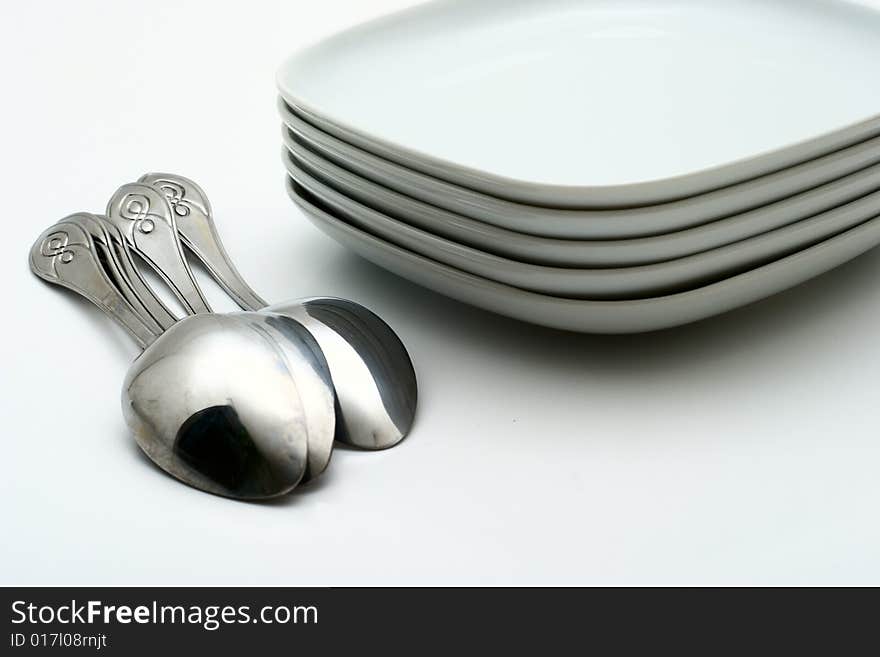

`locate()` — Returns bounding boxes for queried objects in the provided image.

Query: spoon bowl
[269,297,417,449]
[123,312,311,499]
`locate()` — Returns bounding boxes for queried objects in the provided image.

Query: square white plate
[286,156,880,299]
[284,131,880,267]
[286,178,880,333]
[281,103,880,239]
[278,0,880,207]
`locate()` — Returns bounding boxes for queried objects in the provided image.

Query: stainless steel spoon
[104,186,337,482]
[70,212,177,333]
[32,219,161,348]
[30,217,334,498]
[140,173,267,311]
[105,183,212,315]
[108,183,336,482]
[140,172,418,449]
[108,183,336,483]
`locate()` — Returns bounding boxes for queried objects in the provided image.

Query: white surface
[4,0,880,585]
[278,0,880,206]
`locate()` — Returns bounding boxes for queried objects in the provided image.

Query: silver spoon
[140,174,266,311]
[70,212,165,335]
[70,212,177,333]
[140,172,418,449]
[105,183,212,315]
[32,219,160,347]
[104,186,337,481]
[31,217,334,498]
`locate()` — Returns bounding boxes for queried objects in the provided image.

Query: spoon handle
[61,212,163,335]
[93,214,179,331]
[105,183,212,315]
[30,220,160,349]
[139,173,267,311]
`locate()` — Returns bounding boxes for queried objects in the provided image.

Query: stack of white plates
[277,0,880,333]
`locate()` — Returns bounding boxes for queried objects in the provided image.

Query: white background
[3,0,880,585]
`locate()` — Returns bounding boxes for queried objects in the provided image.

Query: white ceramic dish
[286,178,880,333]
[286,159,880,299]
[281,107,880,239]
[285,137,880,268]
[277,0,880,208]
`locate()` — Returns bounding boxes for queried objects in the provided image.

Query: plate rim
[277,0,880,208]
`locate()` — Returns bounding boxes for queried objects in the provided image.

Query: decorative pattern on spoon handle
[105,183,212,315]
[29,220,160,348]
[139,173,268,311]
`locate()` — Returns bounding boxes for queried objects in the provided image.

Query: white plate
[277,0,880,208]
[285,135,880,268]
[281,106,880,239]
[286,159,880,299]
[286,178,880,333]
